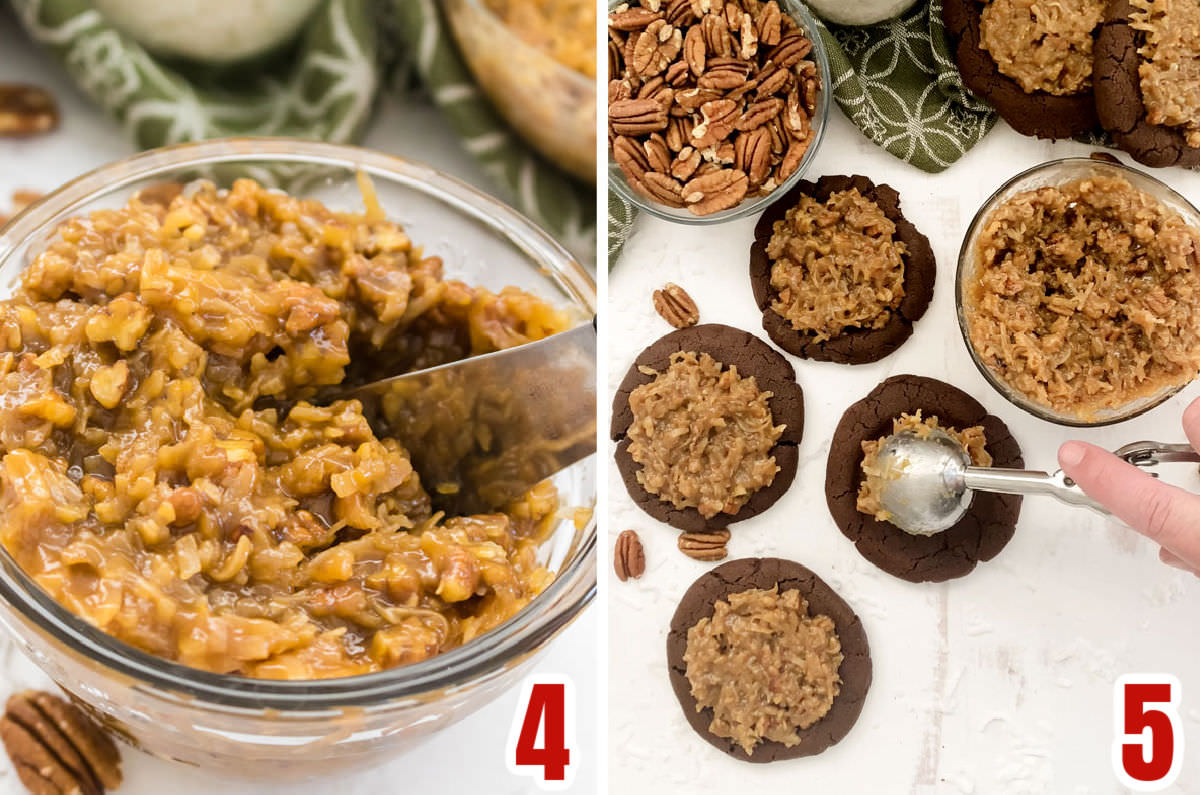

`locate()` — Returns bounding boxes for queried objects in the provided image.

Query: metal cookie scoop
[326,321,596,515]
[871,428,1200,535]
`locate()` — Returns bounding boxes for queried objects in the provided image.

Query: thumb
[1058,441,1200,566]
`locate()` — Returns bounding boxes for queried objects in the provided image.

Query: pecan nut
[682,168,749,216]
[0,84,59,138]
[1,691,122,795]
[632,19,683,76]
[768,31,813,69]
[630,170,686,207]
[757,1,783,46]
[614,529,646,581]
[610,97,669,136]
[610,6,663,31]
[652,282,700,328]
[683,24,707,76]
[734,126,773,187]
[677,529,730,561]
[690,98,738,148]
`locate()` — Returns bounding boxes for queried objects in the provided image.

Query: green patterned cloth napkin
[9,0,595,264]
[609,0,998,263]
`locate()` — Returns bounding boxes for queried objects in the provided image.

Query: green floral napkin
[10,0,595,264]
[609,0,998,263]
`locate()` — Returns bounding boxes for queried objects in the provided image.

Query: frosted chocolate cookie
[667,557,871,762]
[825,375,1023,583]
[943,0,1102,139]
[611,324,804,532]
[1094,0,1200,167]
[749,175,935,364]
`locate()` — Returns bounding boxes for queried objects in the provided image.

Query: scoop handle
[962,467,1110,516]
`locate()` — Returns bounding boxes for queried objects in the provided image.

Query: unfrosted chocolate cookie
[611,324,804,532]
[667,557,872,763]
[749,175,935,364]
[825,374,1023,583]
[1094,0,1200,168]
[943,0,1100,139]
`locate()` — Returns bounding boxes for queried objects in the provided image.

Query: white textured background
[0,11,596,795]
[609,110,1200,793]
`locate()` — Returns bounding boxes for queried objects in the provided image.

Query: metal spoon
[324,320,596,515]
[871,428,1200,535]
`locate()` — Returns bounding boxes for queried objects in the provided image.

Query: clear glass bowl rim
[954,156,1200,427]
[605,0,832,225]
[0,137,597,710]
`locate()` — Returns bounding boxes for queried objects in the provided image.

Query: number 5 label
[1113,674,1184,791]
[506,674,576,790]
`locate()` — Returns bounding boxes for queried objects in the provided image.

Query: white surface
[0,13,596,795]
[608,111,1200,791]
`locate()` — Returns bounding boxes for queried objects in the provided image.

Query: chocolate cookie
[749,175,935,364]
[1093,0,1200,168]
[611,324,803,532]
[825,374,1023,583]
[666,557,872,763]
[943,0,1100,139]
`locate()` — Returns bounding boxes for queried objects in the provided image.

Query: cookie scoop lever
[871,429,1200,535]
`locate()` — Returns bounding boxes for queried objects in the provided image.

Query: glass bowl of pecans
[0,139,597,777]
[606,0,830,224]
[957,157,1200,426]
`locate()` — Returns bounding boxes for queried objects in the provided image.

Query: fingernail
[1058,441,1085,469]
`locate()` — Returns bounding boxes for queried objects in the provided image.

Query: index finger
[1058,440,1200,564]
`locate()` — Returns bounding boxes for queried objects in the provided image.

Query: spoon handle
[962,467,1110,516]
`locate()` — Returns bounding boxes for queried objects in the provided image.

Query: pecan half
[632,20,683,76]
[610,6,663,31]
[652,282,700,328]
[677,529,730,561]
[690,98,738,148]
[629,170,687,207]
[1,691,122,795]
[670,145,703,179]
[644,133,673,172]
[613,135,652,176]
[696,57,750,90]
[0,84,59,138]
[768,31,813,69]
[683,25,707,76]
[682,168,748,215]
[757,1,783,46]
[665,0,697,25]
[737,97,784,131]
[610,97,669,136]
[614,530,646,581]
[734,126,772,187]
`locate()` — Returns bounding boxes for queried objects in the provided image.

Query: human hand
[1058,397,1200,576]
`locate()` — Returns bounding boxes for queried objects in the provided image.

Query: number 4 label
[1113,674,1184,791]
[506,674,576,790]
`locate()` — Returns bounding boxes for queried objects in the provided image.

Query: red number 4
[1113,674,1184,791]
[507,675,575,790]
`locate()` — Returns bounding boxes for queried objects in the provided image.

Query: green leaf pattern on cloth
[10,0,378,148]
[818,0,995,173]
[10,0,595,265]
[608,0,998,265]
[389,0,595,264]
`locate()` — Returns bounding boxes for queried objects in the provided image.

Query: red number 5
[1113,674,1184,791]
[507,675,576,790]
